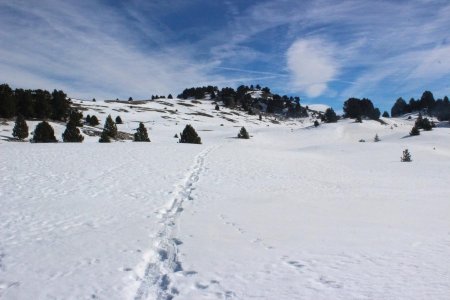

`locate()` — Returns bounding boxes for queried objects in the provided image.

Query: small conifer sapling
[410,126,420,136]
[237,127,250,139]
[401,149,412,162]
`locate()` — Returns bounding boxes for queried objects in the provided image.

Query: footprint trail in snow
[133,145,218,300]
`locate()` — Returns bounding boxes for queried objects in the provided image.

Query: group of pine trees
[342,98,381,120]
[391,91,450,120]
[409,113,435,136]
[0,84,71,120]
[178,84,308,119]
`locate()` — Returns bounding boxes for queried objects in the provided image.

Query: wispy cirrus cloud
[1,0,450,107]
[0,0,220,99]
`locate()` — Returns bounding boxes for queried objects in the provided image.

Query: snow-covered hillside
[1,98,449,299]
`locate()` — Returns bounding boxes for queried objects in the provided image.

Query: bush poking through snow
[134,122,150,142]
[401,149,412,162]
[238,127,250,139]
[99,131,111,143]
[115,116,123,124]
[174,133,178,138]
[89,115,99,126]
[32,121,57,143]
[12,114,28,140]
[410,126,420,136]
[215,104,220,111]
[314,120,320,127]
[179,125,201,144]
[374,134,380,142]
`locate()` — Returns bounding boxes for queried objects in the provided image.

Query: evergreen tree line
[391,91,450,120]
[0,83,71,120]
[178,84,308,118]
[178,86,218,100]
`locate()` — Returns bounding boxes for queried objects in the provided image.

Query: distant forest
[0,83,70,120]
[1,82,449,122]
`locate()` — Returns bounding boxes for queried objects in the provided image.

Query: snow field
[1,98,449,299]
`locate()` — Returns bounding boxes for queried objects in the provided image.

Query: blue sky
[1,0,450,111]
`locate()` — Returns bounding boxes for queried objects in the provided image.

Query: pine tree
[215,104,220,111]
[32,121,57,143]
[69,110,83,127]
[168,94,173,99]
[174,133,178,138]
[62,120,84,142]
[421,118,432,131]
[401,149,412,162]
[323,108,338,123]
[237,127,250,139]
[12,114,29,140]
[51,90,70,121]
[179,124,201,144]
[382,111,390,118]
[115,116,123,124]
[134,122,150,142]
[314,120,320,127]
[410,126,420,136]
[89,115,99,126]
[374,133,380,142]
[99,131,111,143]
[86,114,91,124]
[103,115,117,138]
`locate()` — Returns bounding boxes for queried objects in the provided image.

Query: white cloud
[286,38,338,97]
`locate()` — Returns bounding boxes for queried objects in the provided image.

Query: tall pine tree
[102,115,117,138]
[12,114,29,140]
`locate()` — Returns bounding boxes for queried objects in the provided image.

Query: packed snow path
[133,145,219,300]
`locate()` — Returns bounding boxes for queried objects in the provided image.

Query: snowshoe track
[133,145,217,300]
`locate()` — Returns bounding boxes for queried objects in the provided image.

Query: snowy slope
[1,100,449,299]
